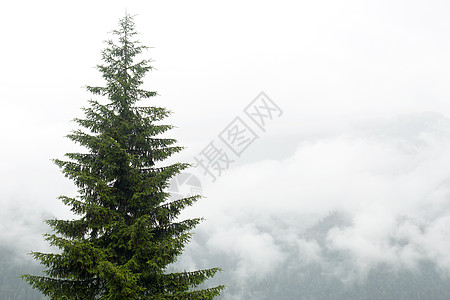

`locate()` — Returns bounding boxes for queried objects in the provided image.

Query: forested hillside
[0,246,46,300]
[187,212,450,300]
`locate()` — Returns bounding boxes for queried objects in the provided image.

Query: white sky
[2,0,450,296]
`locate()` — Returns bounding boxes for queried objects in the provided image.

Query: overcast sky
[2,1,450,298]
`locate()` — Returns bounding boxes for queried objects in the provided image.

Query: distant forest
[203,212,450,299]
[0,246,46,300]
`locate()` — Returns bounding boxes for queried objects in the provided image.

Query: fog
[168,112,450,298]
[2,0,450,299]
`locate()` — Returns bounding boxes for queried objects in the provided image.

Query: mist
[173,112,450,298]
[2,0,450,299]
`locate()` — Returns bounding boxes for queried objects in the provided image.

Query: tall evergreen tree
[22,15,224,299]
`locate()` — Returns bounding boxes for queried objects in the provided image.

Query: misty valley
[3,211,450,299]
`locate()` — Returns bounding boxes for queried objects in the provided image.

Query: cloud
[176,112,450,291]
[206,223,285,281]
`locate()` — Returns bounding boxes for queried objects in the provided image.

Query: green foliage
[22,14,224,299]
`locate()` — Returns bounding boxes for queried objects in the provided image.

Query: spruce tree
[22,15,224,300]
